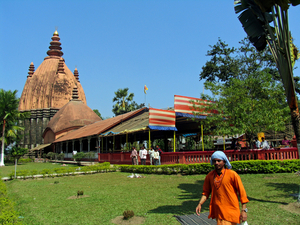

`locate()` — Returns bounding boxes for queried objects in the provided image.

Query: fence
[97,147,299,165]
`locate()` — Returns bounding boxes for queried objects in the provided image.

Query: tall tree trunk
[290,108,300,157]
[0,120,6,166]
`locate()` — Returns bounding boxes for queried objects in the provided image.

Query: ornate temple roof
[18,30,86,111]
[44,87,101,135]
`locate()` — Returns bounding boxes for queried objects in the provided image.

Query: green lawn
[0,162,78,178]
[3,165,300,225]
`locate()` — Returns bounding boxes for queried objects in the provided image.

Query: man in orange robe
[196,151,249,225]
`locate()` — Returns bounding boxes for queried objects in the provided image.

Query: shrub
[117,160,300,175]
[123,210,134,220]
[17,170,29,180]
[30,170,38,179]
[18,158,33,164]
[54,168,66,177]
[46,152,56,160]
[0,178,22,224]
[41,169,51,178]
[77,190,84,198]
[73,152,86,164]
[67,167,76,176]
[57,153,64,161]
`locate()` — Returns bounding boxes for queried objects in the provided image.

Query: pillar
[80,139,83,152]
[88,137,91,152]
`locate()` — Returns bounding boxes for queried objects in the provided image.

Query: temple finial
[47,30,63,57]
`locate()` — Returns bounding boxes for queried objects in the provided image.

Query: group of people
[254,137,270,150]
[255,136,291,150]
[130,145,162,166]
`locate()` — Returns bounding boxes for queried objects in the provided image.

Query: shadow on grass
[247,196,288,205]
[246,181,299,205]
[265,182,299,195]
[148,179,210,215]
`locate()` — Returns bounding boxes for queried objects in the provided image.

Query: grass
[3,164,300,225]
[0,162,78,178]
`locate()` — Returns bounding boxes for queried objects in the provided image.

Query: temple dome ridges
[18,30,87,111]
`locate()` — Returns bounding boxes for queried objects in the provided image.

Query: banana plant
[234,0,300,155]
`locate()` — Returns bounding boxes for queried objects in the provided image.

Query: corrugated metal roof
[53,107,147,143]
[101,111,149,136]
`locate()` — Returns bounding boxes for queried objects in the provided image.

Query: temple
[18,30,100,150]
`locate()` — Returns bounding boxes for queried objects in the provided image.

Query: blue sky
[1,0,300,118]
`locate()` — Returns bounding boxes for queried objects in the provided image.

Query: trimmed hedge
[118,160,300,175]
[18,158,34,164]
[0,178,22,224]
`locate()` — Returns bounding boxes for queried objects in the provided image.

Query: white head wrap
[210,151,232,169]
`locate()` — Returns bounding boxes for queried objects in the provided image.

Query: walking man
[196,151,249,225]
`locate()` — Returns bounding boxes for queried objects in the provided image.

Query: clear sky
[1,0,299,118]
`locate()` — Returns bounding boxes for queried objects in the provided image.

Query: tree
[73,152,86,165]
[197,39,290,147]
[8,146,28,178]
[112,88,145,116]
[0,89,29,167]
[234,0,300,154]
[93,109,103,120]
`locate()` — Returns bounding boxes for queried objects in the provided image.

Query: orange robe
[202,169,249,224]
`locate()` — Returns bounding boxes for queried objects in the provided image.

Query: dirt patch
[67,195,90,199]
[111,216,145,225]
[280,202,300,214]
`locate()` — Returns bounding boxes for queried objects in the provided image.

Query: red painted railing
[97,147,299,165]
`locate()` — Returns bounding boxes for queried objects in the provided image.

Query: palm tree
[0,89,28,166]
[112,88,144,116]
[234,0,300,155]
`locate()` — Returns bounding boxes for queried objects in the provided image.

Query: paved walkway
[175,212,217,225]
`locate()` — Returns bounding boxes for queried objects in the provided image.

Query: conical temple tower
[18,30,87,149]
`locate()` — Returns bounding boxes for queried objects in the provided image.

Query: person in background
[231,138,237,150]
[196,151,249,225]
[260,137,270,150]
[281,136,291,147]
[139,146,147,165]
[148,147,155,165]
[254,137,260,149]
[156,145,162,165]
[153,148,159,166]
[130,147,138,165]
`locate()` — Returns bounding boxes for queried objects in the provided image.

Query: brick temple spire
[72,86,79,100]
[27,62,35,78]
[47,30,63,57]
[74,68,80,82]
[57,58,65,74]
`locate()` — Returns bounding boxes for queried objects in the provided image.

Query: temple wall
[18,108,59,149]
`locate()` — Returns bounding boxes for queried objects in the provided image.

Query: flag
[144,85,148,94]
